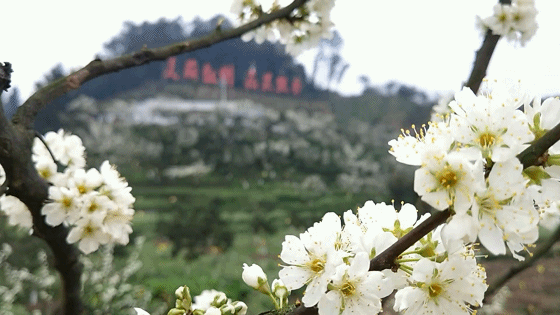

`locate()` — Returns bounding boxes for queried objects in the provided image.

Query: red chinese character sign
[261,72,274,92]
[183,59,198,80]
[162,57,303,96]
[244,67,259,91]
[162,57,180,81]
[202,63,218,85]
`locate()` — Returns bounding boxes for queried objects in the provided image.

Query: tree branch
[464,0,511,94]
[12,0,308,129]
[2,1,311,314]
[369,209,451,271]
[0,118,84,314]
[518,120,560,169]
[484,221,560,303]
[464,30,500,94]
[0,62,13,94]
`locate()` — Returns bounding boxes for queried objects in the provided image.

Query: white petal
[278,266,311,290]
[302,276,328,307]
[280,235,310,265]
[478,218,506,255]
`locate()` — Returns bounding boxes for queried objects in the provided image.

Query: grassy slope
[126,178,384,313]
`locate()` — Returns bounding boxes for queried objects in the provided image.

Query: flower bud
[205,306,222,315]
[242,263,270,294]
[174,285,192,310]
[167,308,186,315]
[192,310,205,315]
[232,301,248,315]
[212,292,228,307]
[271,279,289,300]
[220,303,235,315]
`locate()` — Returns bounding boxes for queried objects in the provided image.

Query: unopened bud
[174,286,192,310]
[134,308,150,315]
[167,308,186,315]
[205,306,222,315]
[232,301,248,315]
[271,279,289,300]
[212,292,228,307]
[220,303,235,315]
[242,263,270,294]
[192,309,205,315]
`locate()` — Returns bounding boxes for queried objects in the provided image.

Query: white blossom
[278,212,344,306]
[394,256,487,314]
[414,150,483,213]
[317,253,391,315]
[192,290,226,311]
[0,195,32,229]
[42,186,81,226]
[449,86,533,162]
[478,1,538,45]
[67,216,110,254]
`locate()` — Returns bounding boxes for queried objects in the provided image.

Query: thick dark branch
[13,0,308,129]
[0,119,84,314]
[0,62,13,127]
[0,62,13,93]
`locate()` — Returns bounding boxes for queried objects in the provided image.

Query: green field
[125,178,383,313]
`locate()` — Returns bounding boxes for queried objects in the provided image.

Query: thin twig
[34,131,58,164]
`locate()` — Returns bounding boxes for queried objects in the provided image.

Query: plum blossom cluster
[244,201,487,315]
[230,0,335,55]
[0,129,135,254]
[389,82,560,260]
[136,286,247,315]
[477,0,538,45]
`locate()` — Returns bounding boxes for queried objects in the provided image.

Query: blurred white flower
[0,195,32,229]
[42,186,81,226]
[67,216,110,254]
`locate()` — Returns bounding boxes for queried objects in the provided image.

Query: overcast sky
[3,1,560,102]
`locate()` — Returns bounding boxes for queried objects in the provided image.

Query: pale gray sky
[3,1,560,101]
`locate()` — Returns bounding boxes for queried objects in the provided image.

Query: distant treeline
[33,15,316,132]
[29,14,434,133]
